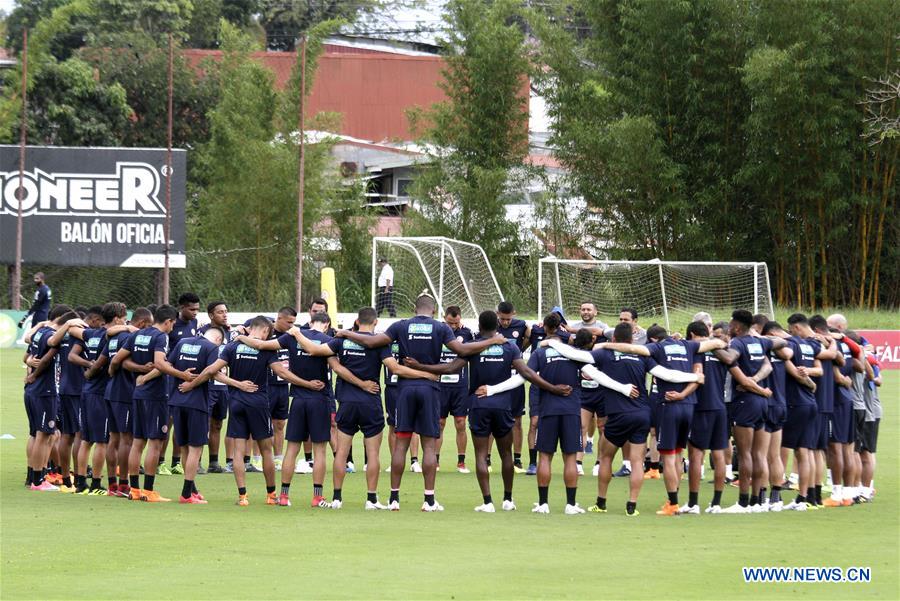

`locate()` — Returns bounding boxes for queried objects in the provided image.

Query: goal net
[372,237,503,318]
[538,259,774,331]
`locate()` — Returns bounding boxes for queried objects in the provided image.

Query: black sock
[266,485,276,494]
[807,487,816,504]
[503,490,512,502]
[667,491,678,506]
[314,484,323,497]
[576,460,583,466]
[130,475,140,489]
[538,486,549,505]
[75,474,86,490]
[238,486,246,496]
[759,487,767,502]
[749,495,759,506]
[226,457,233,465]
[108,475,116,487]
[458,454,465,465]
[304,452,313,462]
[596,496,606,510]
[334,488,342,501]
[192,481,198,494]
[411,456,418,465]
[367,491,377,503]
[483,494,492,505]
[566,487,577,505]
[795,494,806,504]
[514,453,522,465]
[688,491,698,507]
[91,477,101,490]
[771,486,782,503]
[739,492,749,507]
[144,474,155,492]
[243,455,250,464]
[486,456,492,466]
[814,485,823,504]
[529,449,537,464]
[27,467,34,484]
[390,489,400,503]
[182,480,193,498]
[435,453,440,464]
[347,449,354,464]
[626,501,637,515]
[712,489,723,506]
[118,477,128,486]
[63,476,73,488]
[171,456,180,467]
[158,457,165,466]
[281,482,291,496]
[424,492,435,505]
[209,454,218,464]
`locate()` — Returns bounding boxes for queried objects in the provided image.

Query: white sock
[832,484,843,500]
[726,465,734,479]
[253,455,261,462]
[622,460,632,471]
[275,454,284,460]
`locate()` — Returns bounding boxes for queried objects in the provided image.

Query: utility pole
[162,32,174,305]
[295,34,307,311]
[12,28,28,311]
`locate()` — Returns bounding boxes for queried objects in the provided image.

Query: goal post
[538,258,774,331]
[371,237,504,318]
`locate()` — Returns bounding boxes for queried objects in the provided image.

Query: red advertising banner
[857,330,900,370]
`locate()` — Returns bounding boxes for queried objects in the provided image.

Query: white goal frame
[371,236,504,318]
[538,258,774,330]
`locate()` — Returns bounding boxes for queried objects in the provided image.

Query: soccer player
[782,313,827,510]
[18,272,52,327]
[339,294,505,511]
[760,321,793,511]
[548,324,704,516]
[292,307,436,509]
[267,307,299,470]
[411,310,572,512]
[859,350,881,501]
[574,328,606,477]
[823,327,863,507]
[50,306,87,492]
[234,312,334,507]
[683,321,730,514]
[644,323,725,516]
[113,305,188,501]
[436,306,474,473]
[604,308,647,478]
[185,316,316,506]
[296,298,336,473]
[496,301,531,472]
[199,301,237,472]
[806,314,840,506]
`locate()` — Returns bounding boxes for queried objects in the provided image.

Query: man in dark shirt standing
[19,272,52,327]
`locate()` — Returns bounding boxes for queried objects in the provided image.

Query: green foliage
[259,0,378,51]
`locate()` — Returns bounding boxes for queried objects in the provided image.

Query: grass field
[1,348,897,600]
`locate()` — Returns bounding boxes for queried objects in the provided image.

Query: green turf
[1,348,897,600]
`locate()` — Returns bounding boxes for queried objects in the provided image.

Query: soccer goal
[371,237,503,318]
[538,258,774,331]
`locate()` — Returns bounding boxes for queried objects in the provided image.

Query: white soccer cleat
[346,461,356,474]
[474,502,496,513]
[294,460,313,474]
[531,502,550,514]
[704,504,722,514]
[274,457,283,471]
[592,463,600,477]
[678,503,700,515]
[501,499,517,511]
[384,465,391,473]
[411,462,423,473]
[365,500,389,510]
[784,500,808,511]
[329,499,343,509]
[749,503,768,513]
[457,465,471,474]
[387,500,400,511]
[576,464,584,476]
[720,503,751,514]
[768,500,784,512]
[421,501,444,512]
[564,503,586,515]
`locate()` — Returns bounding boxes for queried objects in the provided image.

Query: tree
[259,0,378,51]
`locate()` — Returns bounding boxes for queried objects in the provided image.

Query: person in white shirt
[376,257,397,318]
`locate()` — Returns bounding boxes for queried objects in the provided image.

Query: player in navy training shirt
[339,294,505,511]
[825,332,863,507]
[293,307,439,509]
[807,315,841,506]
[436,306,474,474]
[496,301,529,471]
[199,300,235,472]
[409,310,570,513]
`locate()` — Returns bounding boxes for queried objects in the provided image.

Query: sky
[0,0,14,16]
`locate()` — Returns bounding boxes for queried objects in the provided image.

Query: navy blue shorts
[656,402,693,451]
[764,403,787,433]
[395,382,442,438]
[439,386,469,418]
[133,398,168,440]
[269,385,290,420]
[58,393,81,436]
[209,388,228,421]
[689,409,729,451]
[108,401,132,434]
[286,394,331,443]
[536,413,582,454]
[580,397,606,418]
[603,410,651,448]
[509,385,526,417]
[528,385,541,418]
[172,406,210,447]
[782,404,818,450]
[830,402,854,444]
[80,392,109,443]
[26,392,58,436]
[650,398,662,431]
[815,411,831,450]
[857,417,879,453]
[469,407,514,439]
[731,394,767,430]
[227,400,273,441]
[335,402,384,438]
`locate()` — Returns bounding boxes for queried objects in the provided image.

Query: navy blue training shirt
[527,346,581,416]
[167,336,219,411]
[646,338,702,404]
[591,348,657,414]
[278,330,332,398]
[127,326,169,401]
[696,349,728,411]
[219,340,277,407]
[385,316,454,386]
[729,335,774,403]
[467,339,522,410]
[785,336,820,407]
[103,331,134,403]
[327,334,391,404]
[26,326,57,397]
[81,327,109,395]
